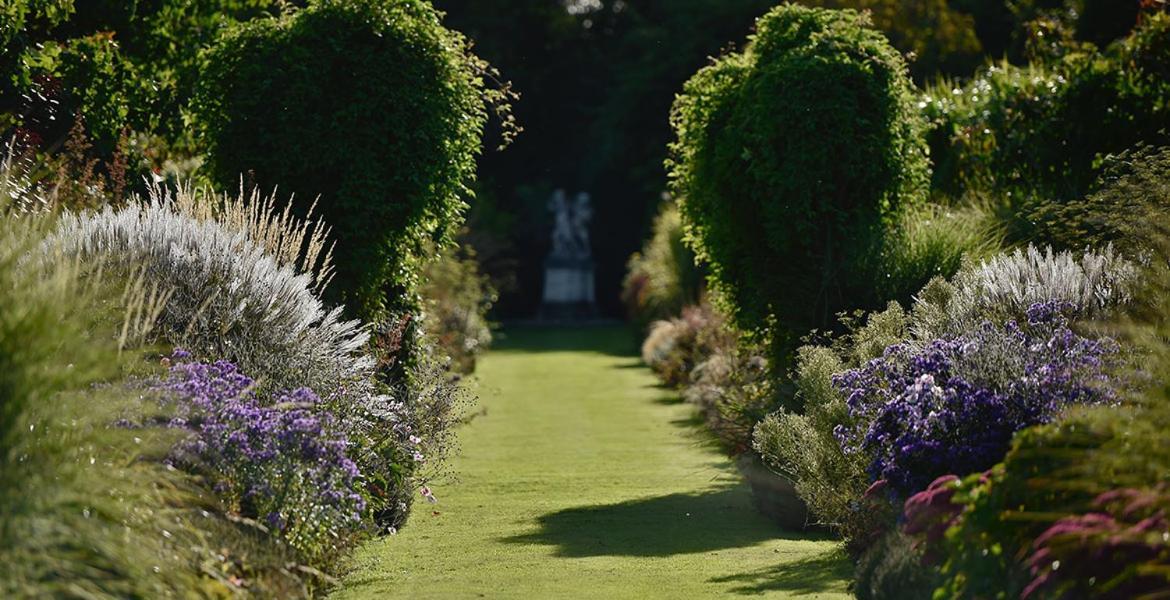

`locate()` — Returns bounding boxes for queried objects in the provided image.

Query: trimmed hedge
[667,4,929,373]
[193,0,497,322]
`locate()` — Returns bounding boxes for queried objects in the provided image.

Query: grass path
[334,326,851,599]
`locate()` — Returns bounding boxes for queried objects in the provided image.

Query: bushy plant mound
[911,244,1135,340]
[193,0,504,321]
[835,301,1120,496]
[622,202,702,329]
[753,245,1132,554]
[668,3,929,371]
[924,11,1170,233]
[641,304,734,389]
[152,354,367,561]
[683,335,773,453]
[48,191,372,401]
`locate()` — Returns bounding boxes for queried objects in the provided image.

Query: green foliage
[1026,144,1170,251]
[194,0,503,322]
[871,201,999,306]
[420,240,497,374]
[924,12,1170,242]
[621,201,703,329]
[853,531,942,600]
[754,303,907,550]
[15,33,134,150]
[798,0,984,79]
[5,1,285,155]
[668,4,930,383]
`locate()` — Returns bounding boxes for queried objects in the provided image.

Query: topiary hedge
[667,4,929,377]
[193,0,502,323]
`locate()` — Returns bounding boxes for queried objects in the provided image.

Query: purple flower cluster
[153,351,366,553]
[834,302,1119,496]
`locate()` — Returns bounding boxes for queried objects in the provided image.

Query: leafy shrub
[754,303,907,551]
[1022,486,1170,598]
[48,188,373,403]
[194,0,509,321]
[0,162,322,596]
[871,201,999,305]
[835,301,1121,497]
[622,201,702,330]
[152,354,367,562]
[798,0,984,79]
[923,12,1170,232]
[684,336,774,453]
[668,4,929,380]
[853,531,942,600]
[420,242,496,374]
[641,303,734,389]
[910,244,1135,340]
[1027,144,1170,252]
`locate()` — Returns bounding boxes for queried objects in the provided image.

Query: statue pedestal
[540,257,596,319]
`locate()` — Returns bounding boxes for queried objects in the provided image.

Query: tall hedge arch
[668,4,929,366]
[193,0,496,321]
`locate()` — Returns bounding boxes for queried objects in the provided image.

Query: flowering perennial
[153,351,366,558]
[834,302,1120,496]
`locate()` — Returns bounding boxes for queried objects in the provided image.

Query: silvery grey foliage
[911,245,1136,340]
[48,199,373,402]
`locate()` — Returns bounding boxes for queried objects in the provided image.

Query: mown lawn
[333,326,850,599]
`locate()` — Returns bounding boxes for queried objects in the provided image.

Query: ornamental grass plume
[47,192,372,404]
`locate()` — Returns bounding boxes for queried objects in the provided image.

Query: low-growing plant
[150,354,368,562]
[684,336,773,454]
[910,244,1135,340]
[641,303,734,389]
[754,303,907,550]
[853,530,942,600]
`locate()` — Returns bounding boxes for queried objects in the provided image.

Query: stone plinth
[540,257,596,318]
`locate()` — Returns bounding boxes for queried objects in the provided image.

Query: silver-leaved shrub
[47,192,373,405]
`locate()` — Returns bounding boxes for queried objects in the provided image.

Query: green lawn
[333,326,851,599]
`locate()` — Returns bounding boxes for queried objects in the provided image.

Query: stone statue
[571,192,592,259]
[548,189,577,259]
[541,189,596,316]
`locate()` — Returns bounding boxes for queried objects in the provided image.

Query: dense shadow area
[502,486,823,557]
[709,550,854,596]
[492,325,637,357]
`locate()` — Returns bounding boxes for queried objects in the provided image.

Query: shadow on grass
[709,549,854,596]
[492,326,637,357]
[502,486,821,558]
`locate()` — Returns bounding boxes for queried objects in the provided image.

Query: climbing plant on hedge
[194,0,508,322]
[667,4,929,381]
